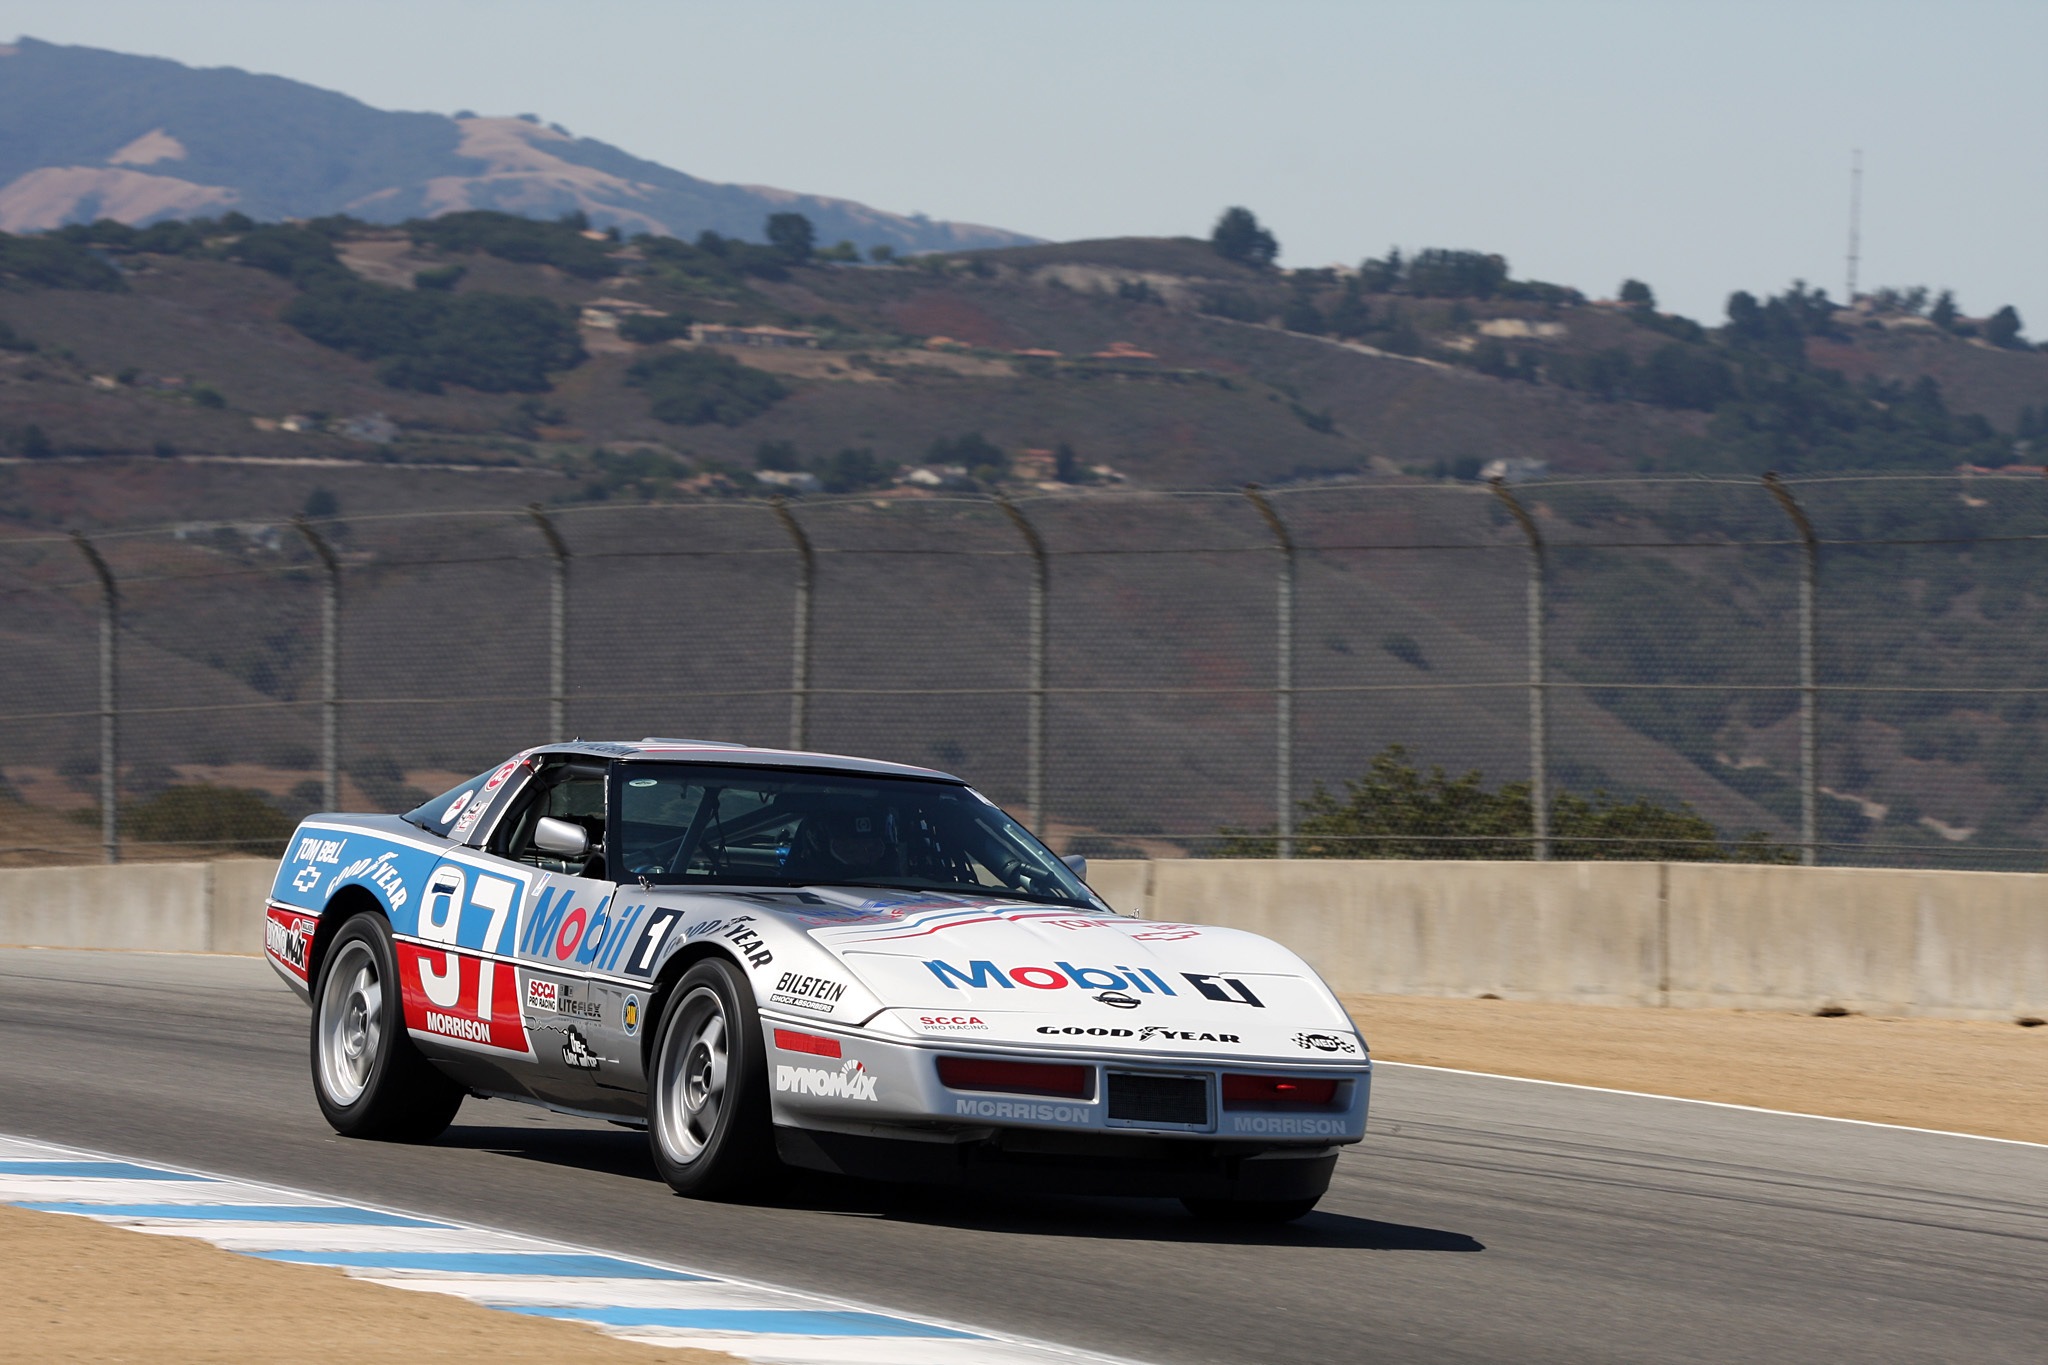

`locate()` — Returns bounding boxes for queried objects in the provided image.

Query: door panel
[400,856,538,1065]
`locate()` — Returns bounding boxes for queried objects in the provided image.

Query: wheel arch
[310,885,385,989]
[641,942,751,1073]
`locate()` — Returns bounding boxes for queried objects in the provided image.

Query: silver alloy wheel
[317,939,382,1106]
[655,986,728,1165]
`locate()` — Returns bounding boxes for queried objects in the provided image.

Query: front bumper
[776,1124,1343,1201]
[761,1013,1371,1149]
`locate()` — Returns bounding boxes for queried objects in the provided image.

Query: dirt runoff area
[0,1203,737,1365]
[1342,993,2048,1145]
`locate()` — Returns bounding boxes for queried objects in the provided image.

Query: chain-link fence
[5,473,2047,869]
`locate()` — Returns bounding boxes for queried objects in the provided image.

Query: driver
[790,807,897,880]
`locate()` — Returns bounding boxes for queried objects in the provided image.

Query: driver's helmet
[790,805,893,876]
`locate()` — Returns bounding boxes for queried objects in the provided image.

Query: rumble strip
[0,1134,1137,1365]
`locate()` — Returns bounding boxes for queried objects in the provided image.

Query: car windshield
[615,764,1093,906]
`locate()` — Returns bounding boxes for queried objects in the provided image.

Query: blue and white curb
[0,1135,1136,1365]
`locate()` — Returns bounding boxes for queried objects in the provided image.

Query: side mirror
[534,816,591,857]
[1060,853,1088,880]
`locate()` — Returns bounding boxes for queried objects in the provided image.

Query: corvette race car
[264,739,1370,1220]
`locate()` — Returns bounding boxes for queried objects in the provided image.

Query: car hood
[728,885,1366,1061]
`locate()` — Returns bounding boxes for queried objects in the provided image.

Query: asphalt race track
[2,948,2043,1365]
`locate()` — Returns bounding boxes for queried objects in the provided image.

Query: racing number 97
[419,867,519,952]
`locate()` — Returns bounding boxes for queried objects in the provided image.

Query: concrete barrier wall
[4,857,2042,1020]
[0,859,274,956]
[1088,859,2048,1022]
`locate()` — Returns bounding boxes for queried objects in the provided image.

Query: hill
[0,38,1036,254]
[2,214,2048,869]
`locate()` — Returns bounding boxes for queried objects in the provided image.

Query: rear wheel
[1181,1196,1321,1224]
[647,958,775,1198]
[311,915,464,1141]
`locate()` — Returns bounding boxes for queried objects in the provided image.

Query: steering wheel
[630,828,692,877]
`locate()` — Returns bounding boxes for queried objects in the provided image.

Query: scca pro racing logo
[775,1058,877,1102]
[924,959,1264,1006]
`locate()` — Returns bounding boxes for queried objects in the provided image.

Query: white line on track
[1376,1061,2048,1149]
[0,1133,1151,1365]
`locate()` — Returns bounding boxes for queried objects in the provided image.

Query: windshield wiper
[802,879,1089,908]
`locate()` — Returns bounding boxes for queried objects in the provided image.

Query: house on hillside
[580,297,668,329]
[691,324,819,349]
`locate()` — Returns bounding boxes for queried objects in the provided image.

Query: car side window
[404,766,497,837]
[492,764,608,876]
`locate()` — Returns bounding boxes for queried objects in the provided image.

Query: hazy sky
[6,1,2044,330]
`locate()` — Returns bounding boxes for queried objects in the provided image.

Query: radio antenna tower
[1845,149,1863,303]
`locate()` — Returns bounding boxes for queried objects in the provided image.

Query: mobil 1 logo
[617,907,682,979]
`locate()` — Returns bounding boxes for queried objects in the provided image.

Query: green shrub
[228,224,351,288]
[125,784,292,850]
[625,349,788,426]
[413,264,466,291]
[284,282,584,393]
[617,312,694,344]
[0,232,126,290]
[408,210,618,279]
[818,447,889,492]
[1216,744,1791,862]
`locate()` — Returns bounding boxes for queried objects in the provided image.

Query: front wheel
[311,914,465,1141]
[647,958,775,1199]
[1181,1196,1321,1224]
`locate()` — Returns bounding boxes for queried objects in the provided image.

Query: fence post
[526,505,571,743]
[293,517,342,812]
[1490,478,1548,861]
[997,496,1049,833]
[70,533,119,865]
[1244,484,1295,857]
[770,498,815,751]
[1763,473,1819,866]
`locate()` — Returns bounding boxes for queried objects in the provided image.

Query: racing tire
[647,958,776,1199]
[1180,1196,1321,1224]
[310,914,465,1142]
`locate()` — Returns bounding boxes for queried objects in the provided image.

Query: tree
[625,349,789,426]
[1986,305,2025,350]
[1214,744,1791,861]
[927,432,1008,482]
[1620,278,1655,308]
[1929,289,1958,331]
[1326,285,1371,338]
[766,212,815,263]
[818,447,888,493]
[408,210,617,279]
[1210,207,1278,269]
[1281,294,1325,335]
[755,440,804,471]
[125,784,292,851]
[1405,249,1508,299]
[616,312,694,344]
[1358,248,1404,293]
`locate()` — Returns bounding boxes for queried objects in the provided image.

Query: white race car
[264,739,1370,1221]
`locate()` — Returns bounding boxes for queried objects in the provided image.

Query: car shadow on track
[440,1122,1484,1252]
[855,1183,1485,1251]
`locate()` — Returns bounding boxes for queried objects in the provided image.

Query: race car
[264,739,1371,1221]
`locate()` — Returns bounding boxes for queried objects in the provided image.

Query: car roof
[528,738,963,783]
